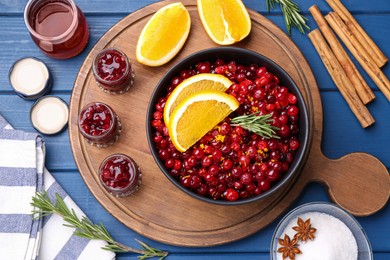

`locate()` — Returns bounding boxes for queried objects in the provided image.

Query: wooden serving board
[69,0,390,246]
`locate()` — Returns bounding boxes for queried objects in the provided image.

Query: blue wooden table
[0,0,389,259]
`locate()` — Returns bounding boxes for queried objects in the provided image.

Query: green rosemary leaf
[31,191,169,258]
[265,0,309,35]
[230,112,280,139]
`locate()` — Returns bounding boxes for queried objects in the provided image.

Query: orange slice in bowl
[168,90,239,152]
[136,2,191,66]
[163,73,233,125]
[197,0,251,45]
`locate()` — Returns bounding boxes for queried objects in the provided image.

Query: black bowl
[146,47,310,205]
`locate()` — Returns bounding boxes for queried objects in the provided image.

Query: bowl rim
[270,201,373,260]
[146,46,311,205]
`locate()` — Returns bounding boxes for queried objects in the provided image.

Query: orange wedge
[136,2,191,66]
[163,73,233,125]
[168,90,239,152]
[197,0,251,45]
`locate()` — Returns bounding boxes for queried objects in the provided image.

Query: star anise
[277,234,302,259]
[293,217,316,242]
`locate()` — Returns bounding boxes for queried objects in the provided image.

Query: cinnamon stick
[308,29,374,128]
[308,5,375,105]
[326,0,388,68]
[325,12,390,102]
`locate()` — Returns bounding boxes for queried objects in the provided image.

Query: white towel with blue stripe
[0,114,115,260]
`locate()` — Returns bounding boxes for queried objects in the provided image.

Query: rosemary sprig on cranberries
[31,192,168,259]
[266,0,309,34]
[231,112,280,139]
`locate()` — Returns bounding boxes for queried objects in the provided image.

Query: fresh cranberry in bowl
[146,47,310,205]
[78,102,121,147]
[99,154,142,197]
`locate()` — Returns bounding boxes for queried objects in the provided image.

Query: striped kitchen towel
[0,114,115,260]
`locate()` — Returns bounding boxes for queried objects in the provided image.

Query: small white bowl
[270,202,373,260]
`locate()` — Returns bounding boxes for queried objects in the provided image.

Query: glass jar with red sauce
[99,154,142,197]
[92,48,135,94]
[78,102,121,147]
[24,0,89,59]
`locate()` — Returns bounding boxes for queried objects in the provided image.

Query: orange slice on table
[168,90,239,152]
[197,0,251,45]
[163,73,233,125]
[136,2,191,66]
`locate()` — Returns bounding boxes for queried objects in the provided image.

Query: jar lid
[30,96,69,135]
[9,57,52,100]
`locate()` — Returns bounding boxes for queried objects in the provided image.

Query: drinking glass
[24,0,89,59]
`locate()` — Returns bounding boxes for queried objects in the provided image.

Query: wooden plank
[2,0,390,14]
[0,15,388,93]
[321,92,390,166]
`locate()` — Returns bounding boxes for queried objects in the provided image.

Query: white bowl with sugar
[270,202,372,260]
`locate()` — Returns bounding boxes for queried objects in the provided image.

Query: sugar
[276,212,358,260]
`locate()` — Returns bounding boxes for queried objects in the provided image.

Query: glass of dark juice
[24,0,89,59]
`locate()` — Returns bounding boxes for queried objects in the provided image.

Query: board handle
[305,152,390,216]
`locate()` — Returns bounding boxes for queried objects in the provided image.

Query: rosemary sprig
[31,192,168,259]
[266,0,309,34]
[231,112,280,139]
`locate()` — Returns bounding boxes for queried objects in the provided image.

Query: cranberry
[267,169,281,182]
[239,155,250,168]
[212,150,223,162]
[222,159,233,171]
[171,76,182,87]
[208,164,220,176]
[215,65,227,74]
[240,172,253,185]
[165,158,175,169]
[289,138,300,150]
[220,122,231,135]
[197,62,211,73]
[287,105,299,117]
[231,167,242,178]
[256,66,267,77]
[180,70,190,79]
[192,148,204,159]
[225,188,239,201]
[227,61,237,72]
[201,156,212,167]
[259,179,271,191]
[288,93,297,104]
[278,125,291,138]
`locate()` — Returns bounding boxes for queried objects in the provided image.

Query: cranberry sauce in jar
[92,48,135,94]
[99,154,142,197]
[78,102,121,147]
